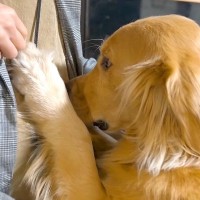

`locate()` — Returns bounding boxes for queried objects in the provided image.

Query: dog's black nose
[93,120,109,131]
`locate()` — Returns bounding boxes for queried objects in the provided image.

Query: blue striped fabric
[55,0,96,79]
[0,60,17,200]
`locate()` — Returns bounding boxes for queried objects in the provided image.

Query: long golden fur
[10,15,200,200]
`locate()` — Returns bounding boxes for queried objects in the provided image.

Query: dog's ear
[118,57,168,114]
[119,57,200,171]
[166,58,200,153]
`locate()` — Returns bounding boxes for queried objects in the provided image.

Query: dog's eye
[101,57,112,70]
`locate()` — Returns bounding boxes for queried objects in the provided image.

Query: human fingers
[0,37,18,59]
[1,5,28,40]
[10,26,27,51]
[13,12,27,39]
[0,3,27,57]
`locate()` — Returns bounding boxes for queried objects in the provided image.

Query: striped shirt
[0,60,17,200]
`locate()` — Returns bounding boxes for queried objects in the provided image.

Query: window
[81,0,200,59]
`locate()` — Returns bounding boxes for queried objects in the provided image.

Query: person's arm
[0,3,27,59]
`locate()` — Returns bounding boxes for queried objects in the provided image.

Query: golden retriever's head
[68,15,200,168]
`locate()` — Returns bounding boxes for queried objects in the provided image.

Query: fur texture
[10,44,104,200]
[10,15,200,200]
[68,15,200,200]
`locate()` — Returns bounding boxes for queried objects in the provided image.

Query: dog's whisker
[82,39,104,44]
[83,42,100,46]
[94,45,101,53]
[83,44,101,51]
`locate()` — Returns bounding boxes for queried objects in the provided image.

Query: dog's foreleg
[30,105,106,200]
[9,43,106,200]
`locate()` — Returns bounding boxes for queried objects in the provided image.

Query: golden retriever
[10,14,200,200]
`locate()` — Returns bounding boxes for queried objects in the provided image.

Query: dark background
[81,0,200,59]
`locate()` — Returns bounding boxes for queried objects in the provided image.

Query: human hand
[0,3,27,59]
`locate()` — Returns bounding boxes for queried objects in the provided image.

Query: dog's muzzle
[93,120,109,131]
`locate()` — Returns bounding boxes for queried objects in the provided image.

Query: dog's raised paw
[9,42,68,119]
[10,43,53,94]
